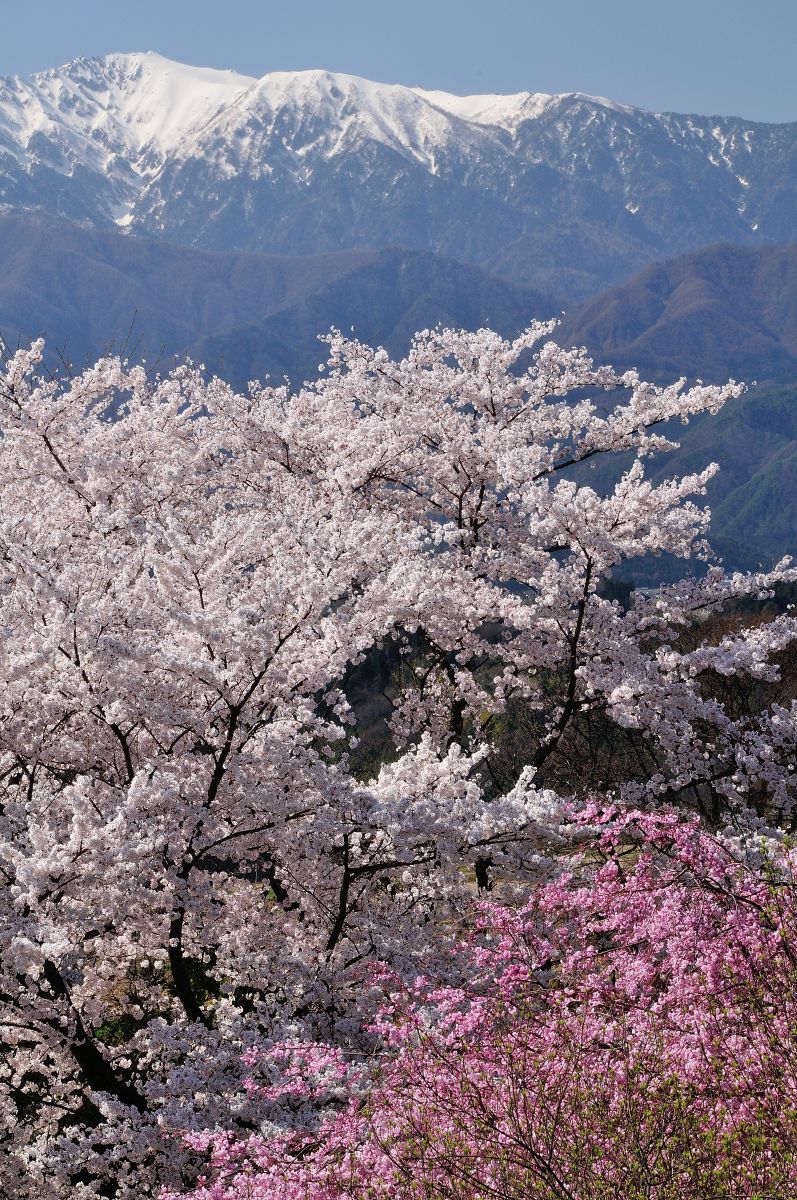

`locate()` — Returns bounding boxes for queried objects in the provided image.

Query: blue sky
[1,0,793,121]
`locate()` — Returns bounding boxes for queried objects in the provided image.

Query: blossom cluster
[0,326,794,1196]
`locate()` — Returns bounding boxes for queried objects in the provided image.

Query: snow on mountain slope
[0,51,253,166]
[412,88,557,131]
[0,52,254,222]
[0,50,784,197]
[237,70,466,167]
[412,86,638,131]
[160,66,513,183]
[0,54,514,185]
[1,52,796,299]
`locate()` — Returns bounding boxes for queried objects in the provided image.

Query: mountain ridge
[0,212,556,375]
[3,52,797,299]
[558,242,797,383]
[555,242,797,573]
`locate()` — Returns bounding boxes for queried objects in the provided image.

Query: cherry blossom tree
[0,323,794,1197]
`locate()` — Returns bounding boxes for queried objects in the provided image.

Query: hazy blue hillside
[558,243,797,383]
[649,382,797,572]
[194,246,558,387]
[1,219,794,574]
[557,244,797,574]
[0,215,555,374]
[0,215,381,365]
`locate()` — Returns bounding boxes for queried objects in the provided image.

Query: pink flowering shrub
[171,808,797,1199]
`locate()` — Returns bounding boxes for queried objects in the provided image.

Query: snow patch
[412,87,556,131]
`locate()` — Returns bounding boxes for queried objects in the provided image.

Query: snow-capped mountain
[1,51,796,299]
[0,53,251,226]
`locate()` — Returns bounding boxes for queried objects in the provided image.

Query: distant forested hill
[192,246,557,388]
[568,380,797,576]
[558,243,797,384]
[557,243,797,573]
[0,215,555,377]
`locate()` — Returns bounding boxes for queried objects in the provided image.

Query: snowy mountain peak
[243,66,434,121]
[191,67,488,172]
[0,50,640,182]
[36,51,254,157]
[0,51,251,184]
[412,86,637,131]
[0,52,255,224]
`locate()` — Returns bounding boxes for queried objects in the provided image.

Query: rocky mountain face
[2,52,797,300]
[0,54,250,227]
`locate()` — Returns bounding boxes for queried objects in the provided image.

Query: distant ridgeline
[0,52,795,575]
[1,52,797,301]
